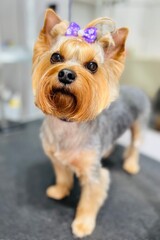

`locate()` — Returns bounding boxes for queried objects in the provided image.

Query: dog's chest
[41,117,89,158]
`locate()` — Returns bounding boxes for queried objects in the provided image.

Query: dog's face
[32,9,128,122]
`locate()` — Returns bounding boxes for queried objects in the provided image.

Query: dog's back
[98,85,150,151]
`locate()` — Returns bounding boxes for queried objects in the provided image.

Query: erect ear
[106,28,129,63]
[42,8,61,35]
[32,9,61,72]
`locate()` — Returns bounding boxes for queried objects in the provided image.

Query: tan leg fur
[43,145,74,200]
[46,161,74,200]
[70,151,110,238]
[43,146,110,237]
[123,120,141,175]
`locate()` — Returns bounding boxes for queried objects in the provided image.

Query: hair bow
[65,22,97,43]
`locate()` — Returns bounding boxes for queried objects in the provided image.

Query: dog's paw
[72,217,95,238]
[46,185,69,200]
[123,159,140,175]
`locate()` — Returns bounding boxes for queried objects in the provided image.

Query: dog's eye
[50,53,64,64]
[85,62,98,73]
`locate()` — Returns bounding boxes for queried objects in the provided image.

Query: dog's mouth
[49,87,77,117]
[50,88,77,104]
[50,88,75,99]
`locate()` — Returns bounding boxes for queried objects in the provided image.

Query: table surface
[0,120,160,240]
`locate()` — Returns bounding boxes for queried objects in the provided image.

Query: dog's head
[32,9,128,122]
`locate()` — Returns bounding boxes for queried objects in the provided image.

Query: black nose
[58,69,76,84]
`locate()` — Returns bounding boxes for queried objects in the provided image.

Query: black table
[0,120,160,240]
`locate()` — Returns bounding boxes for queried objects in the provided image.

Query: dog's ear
[42,9,62,42]
[105,28,129,63]
[32,9,62,69]
[99,28,129,81]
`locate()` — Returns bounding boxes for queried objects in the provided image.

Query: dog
[32,9,150,238]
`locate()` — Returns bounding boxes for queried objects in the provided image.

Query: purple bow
[65,22,97,43]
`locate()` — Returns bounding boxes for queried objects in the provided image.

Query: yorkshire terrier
[32,9,150,238]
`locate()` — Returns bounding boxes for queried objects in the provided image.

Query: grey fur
[41,85,150,172]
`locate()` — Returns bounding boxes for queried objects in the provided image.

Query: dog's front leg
[42,141,74,200]
[46,160,74,200]
[71,151,110,238]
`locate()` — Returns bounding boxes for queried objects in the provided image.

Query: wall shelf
[0,46,31,64]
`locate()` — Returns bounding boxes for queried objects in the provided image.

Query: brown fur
[32,9,128,122]
[32,9,129,238]
[123,121,141,174]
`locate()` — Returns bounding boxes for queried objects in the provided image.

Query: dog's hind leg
[123,120,141,175]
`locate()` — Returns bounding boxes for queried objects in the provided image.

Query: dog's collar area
[59,118,72,123]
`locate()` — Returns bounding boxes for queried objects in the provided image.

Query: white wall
[71,1,95,26]
[106,0,160,58]
[72,0,160,58]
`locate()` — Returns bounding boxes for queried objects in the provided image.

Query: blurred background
[0,0,160,133]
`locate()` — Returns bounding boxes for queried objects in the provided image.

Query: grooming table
[0,120,160,240]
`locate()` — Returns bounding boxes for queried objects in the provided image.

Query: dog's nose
[58,69,76,84]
